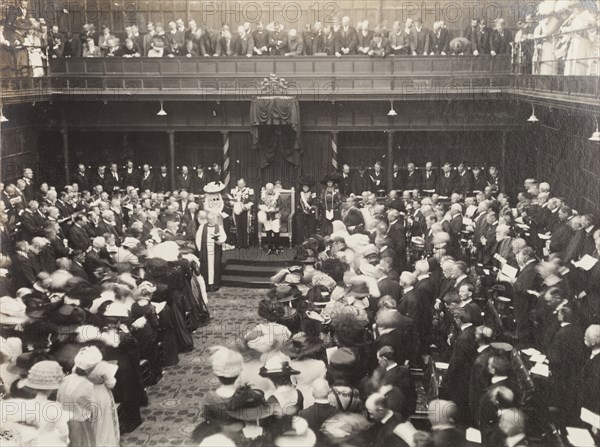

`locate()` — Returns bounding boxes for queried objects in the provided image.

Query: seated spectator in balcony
[490,19,513,56]
[269,22,287,55]
[98,25,114,55]
[47,31,64,58]
[285,29,303,56]
[429,22,450,55]
[167,21,184,56]
[252,21,270,55]
[314,24,337,56]
[121,38,141,57]
[147,36,173,58]
[83,37,101,57]
[233,25,254,57]
[181,39,198,57]
[62,32,82,57]
[368,32,391,58]
[129,24,143,54]
[336,16,358,57]
[357,20,373,55]
[142,22,155,56]
[153,23,172,53]
[477,19,492,55]
[215,30,234,56]
[105,37,121,57]
[47,24,61,51]
[411,17,429,55]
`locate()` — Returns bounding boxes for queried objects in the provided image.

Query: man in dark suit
[469,326,496,422]
[155,165,170,193]
[477,19,492,54]
[67,213,91,251]
[438,162,458,197]
[429,21,450,55]
[92,165,108,191]
[122,160,139,188]
[471,166,487,193]
[21,168,35,202]
[104,163,122,194]
[376,309,419,367]
[298,379,337,435]
[429,399,467,447]
[192,165,207,194]
[364,393,408,447]
[578,324,600,416]
[367,161,386,194]
[547,306,588,425]
[251,21,270,55]
[19,201,46,241]
[386,208,405,252]
[490,19,513,55]
[549,206,574,255]
[421,161,436,192]
[513,247,541,341]
[456,163,474,195]
[464,19,480,54]
[11,240,39,289]
[176,166,193,191]
[443,308,478,424]
[268,22,288,55]
[315,25,337,55]
[414,259,438,305]
[398,272,432,357]
[404,162,420,191]
[376,346,417,418]
[73,164,90,192]
[565,214,596,262]
[391,163,402,191]
[352,166,369,195]
[140,164,155,192]
[336,16,358,56]
[338,164,354,197]
[96,211,121,245]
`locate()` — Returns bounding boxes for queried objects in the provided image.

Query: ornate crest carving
[260,73,289,95]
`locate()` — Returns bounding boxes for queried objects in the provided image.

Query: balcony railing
[47,55,514,99]
[1,55,598,103]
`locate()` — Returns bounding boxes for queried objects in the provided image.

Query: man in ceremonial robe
[195,212,227,292]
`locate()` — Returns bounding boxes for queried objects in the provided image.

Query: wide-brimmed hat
[295,247,317,264]
[281,332,324,359]
[298,176,315,187]
[321,173,343,185]
[0,336,22,364]
[244,323,292,353]
[306,285,332,306]
[0,296,28,324]
[103,302,130,318]
[49,304,86,327]
[226,385,274,421]
[267,285,303,303]
[21,360,64,390]
[209,346,243,378]
[74,346,103,371]
[346,280,371,298]
[259,355,300,378]
[23,294,62,319]
[204,181,227,194]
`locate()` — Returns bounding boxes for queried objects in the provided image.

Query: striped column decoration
[331,131,339,171]
[222,131,230,187]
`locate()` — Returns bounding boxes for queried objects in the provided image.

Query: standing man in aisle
[196,212,227,292]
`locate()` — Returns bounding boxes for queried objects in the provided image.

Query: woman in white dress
[23,28,44,77]
[532,1,564,75]
[562,5,597,75]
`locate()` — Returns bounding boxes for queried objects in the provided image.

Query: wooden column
[167,131,175,191]
[222,131,231,186]
[387,131,395,190]
[331,131,339,172]
[500,131,507,192]
[61,128,70,185]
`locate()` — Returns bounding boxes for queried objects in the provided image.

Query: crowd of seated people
[1,154,599,446]
[2,0,598,77]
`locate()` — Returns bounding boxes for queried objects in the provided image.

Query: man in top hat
[195,212,227,292]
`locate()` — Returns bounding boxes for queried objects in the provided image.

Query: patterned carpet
[121,287,265,447]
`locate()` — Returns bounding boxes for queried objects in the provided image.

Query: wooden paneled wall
[19,0,528,36]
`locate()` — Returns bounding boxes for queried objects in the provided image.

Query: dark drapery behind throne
[250,95,302,187]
